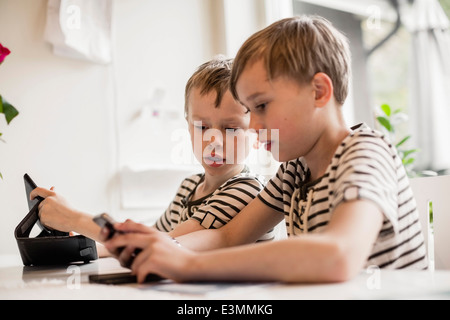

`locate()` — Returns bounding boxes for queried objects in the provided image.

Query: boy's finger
[115,220,154,234]
[130,246,147,274]
[118,245,136,269]
[131,246,153,278]
[99,227,111,242]
[30,187,55,200]
[104,233,150,252]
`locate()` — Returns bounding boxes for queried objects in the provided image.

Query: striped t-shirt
[258,123,428,269]
[155,167,275,241]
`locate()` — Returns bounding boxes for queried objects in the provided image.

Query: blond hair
[230,16,351,105]
[184,56,233,118]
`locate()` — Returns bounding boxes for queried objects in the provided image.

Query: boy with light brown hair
[31,56,274,250]
[104,16,427,283]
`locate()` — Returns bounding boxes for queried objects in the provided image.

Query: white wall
[0,0,217,255]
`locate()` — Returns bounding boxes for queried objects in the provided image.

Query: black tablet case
[15,175,98,266]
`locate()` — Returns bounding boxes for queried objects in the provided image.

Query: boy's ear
[312,72,333,107]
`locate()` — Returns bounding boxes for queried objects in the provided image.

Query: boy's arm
[106,197,382,283]
[182,199,383,283]
[30,187,102,242]
[168,219,205,238]
[104,196,282,275]
[115,198,383,283]
[106,196,282,256]
[175,196,284,251]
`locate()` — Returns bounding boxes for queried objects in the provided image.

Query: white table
[1,255,449,300]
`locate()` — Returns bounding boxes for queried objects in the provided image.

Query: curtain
[408,0,450,171]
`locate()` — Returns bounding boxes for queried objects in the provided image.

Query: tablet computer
[23,173,66,236]
[24,173,42,210]
[15,173,98,265]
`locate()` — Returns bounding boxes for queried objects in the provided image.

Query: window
[293,0,450,174]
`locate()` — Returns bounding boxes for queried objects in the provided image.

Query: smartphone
[93,213,119,239]
[92,215,154,281]
[93,213,142,268]
[89,271,163,285]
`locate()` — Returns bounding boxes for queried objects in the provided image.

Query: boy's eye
[194,125,206,130]
[225,128,241,133]
[255,103,266,110]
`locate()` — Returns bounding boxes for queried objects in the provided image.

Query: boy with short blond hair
[104,16,427,283]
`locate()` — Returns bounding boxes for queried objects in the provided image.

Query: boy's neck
[305,120,350,181]
[194,164,245,200]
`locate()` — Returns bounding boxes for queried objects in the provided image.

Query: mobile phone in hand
[93,213,119,240]
[93,213,141,267]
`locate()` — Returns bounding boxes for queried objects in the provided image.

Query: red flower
[0,43,11,64]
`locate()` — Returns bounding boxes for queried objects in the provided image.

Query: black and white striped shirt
[258,123,428,269]
[155,168,275,241]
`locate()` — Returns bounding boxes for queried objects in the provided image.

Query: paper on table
[140,280,275,297]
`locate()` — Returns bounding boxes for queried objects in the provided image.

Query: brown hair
[230,16,351,105]
[184,56,233,118]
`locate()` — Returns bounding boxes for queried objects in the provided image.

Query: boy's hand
[104,226,194,283]
[101,219,153,267]
[30,187,77,232]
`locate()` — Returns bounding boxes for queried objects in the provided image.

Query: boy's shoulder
[340,123,395,156]
[330,123,402,185]
[349,122,380,135]
[180,168,265,193]
[218,167,266,192]
[276,123,394,177]
[278,157,309,179]
[179,173,203,187]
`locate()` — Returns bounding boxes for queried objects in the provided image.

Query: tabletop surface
[1,255,449,300]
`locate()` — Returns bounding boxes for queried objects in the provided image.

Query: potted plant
[0,43,20,179]
[375,103,419,177]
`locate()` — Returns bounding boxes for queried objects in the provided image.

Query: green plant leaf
[429,201,433,224]
[0,96,19,124]
[0,172,2,180]
[381,104,391,116]
[396,135,411,148]
[403,158,415,166]
[376,116,392,132]
[402,149,419,158]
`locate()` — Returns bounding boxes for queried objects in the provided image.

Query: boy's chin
[202,162,246,173]
[202,161,226,170]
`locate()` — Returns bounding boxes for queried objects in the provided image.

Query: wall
[0,0,217,255]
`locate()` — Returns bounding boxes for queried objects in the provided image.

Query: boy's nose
[208,132,223,145]
[206,136,223,157]
[249,114,263,131]
[205,130,224,154]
